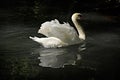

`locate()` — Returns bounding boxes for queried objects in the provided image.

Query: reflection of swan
[33,47,81,68]
[29,13,85,48]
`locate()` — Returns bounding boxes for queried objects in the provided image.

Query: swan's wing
[29,36,68,48]
[38,19,80,44]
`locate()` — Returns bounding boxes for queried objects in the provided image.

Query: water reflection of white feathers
[33,44,86,68]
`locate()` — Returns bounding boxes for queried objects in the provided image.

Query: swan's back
[38,19,81,45]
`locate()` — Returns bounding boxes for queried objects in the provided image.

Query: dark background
[0,0,120,80]
[0,0,120,16]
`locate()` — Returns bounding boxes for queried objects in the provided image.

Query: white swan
[29,13,85,48]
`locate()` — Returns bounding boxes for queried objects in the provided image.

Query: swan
[29,13,85,48]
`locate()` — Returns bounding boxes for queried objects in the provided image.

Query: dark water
[0,11,120,80]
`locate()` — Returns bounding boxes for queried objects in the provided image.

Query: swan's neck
[72,19,85,40]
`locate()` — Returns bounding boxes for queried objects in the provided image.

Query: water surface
[0,12,120,80]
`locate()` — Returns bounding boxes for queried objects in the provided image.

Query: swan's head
[71,13,82,22]
[71,13,85,40]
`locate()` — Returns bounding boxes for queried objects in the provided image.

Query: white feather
[29,13,85,48]
[38,19,80,44]
[29,36,68,48]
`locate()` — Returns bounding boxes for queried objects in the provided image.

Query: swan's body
[29,13,85,48]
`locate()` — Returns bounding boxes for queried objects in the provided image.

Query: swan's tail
[29,36,41,42]
[29,36,34,40]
